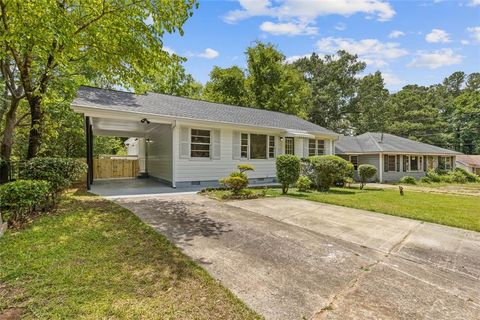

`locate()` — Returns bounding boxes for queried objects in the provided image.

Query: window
[285,137,295,155]
[269,136,275,158]
[317,140,325,155]
[241,133,248,158]
[308,139,325,156]
[438,156,452,170]
[250,134,267,159]
[387,155,396,172]
[408,155,423,171]
[349,156,358,170]
[190,129,210,158]
[403,155,408,172]
[308,139,316,156]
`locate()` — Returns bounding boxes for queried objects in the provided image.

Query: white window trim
[190,128,211,159]
[285,137,295,155]
[386,155,397,172]
[406,155,423,172]
[439,156,452,170]
[240,132,275,160]
[308,139,325,156]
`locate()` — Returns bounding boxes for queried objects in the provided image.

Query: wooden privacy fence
[93,156,139,179]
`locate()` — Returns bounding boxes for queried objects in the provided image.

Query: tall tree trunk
[26,96,42,159]
[0,97,19,183]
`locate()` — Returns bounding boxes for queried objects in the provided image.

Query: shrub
[0,180,51,225]
[238,164,255,174]
[276,155,300,194]
[454,167,480,183]
[358,164,377,189]
[400,176,417,184]
[220,172,248,195]
[449,170,467,183]
[426,170,442,182]
[21,157,87,203]
[307,155,352,192]
[296,176,311,192]
[419,176,431,184]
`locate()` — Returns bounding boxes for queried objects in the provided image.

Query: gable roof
[72,86,337,136]
[335,132,460,155]
[456,155,480,167]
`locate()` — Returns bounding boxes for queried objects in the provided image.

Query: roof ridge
[366,132,384,152]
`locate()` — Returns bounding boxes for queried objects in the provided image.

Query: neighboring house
[456,155,480,175]
[335,132,461,183]
[72,86,338,188]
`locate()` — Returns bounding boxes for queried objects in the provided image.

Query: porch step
[137,172,149,179]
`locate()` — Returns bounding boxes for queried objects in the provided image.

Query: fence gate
[93,156,139,179]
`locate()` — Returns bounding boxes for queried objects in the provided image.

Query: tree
[358,164,377,189]
[0,0,197,158]
[451,91,480,154]
[203,66,248,106]
[294,51,366,132]
[246,41,311,117]
[386,85,448,147]
[145,61,203,99]
[349,72,391,134]
[466,73,480,92]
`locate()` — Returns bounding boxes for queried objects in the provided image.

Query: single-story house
[456,155,480,175]
[335,132,461,183]
[72,86,339,189]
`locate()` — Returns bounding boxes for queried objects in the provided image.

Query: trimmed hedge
[306,155,353,192]
[358,164,377,189]
[276,155,301,194]
[400,176,417,184]
[0,180,51,224]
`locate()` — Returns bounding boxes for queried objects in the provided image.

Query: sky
[163,0,480,91]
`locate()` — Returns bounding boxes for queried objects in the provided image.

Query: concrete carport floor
[114,194,480,320]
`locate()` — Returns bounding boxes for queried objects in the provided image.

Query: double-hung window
[387,155,396,172]
[285,137,295,155]
[308,139,325,156]
[408,155,423,172]
[190,129,210,158]
[240,133,276,159]
[438,156,452,170]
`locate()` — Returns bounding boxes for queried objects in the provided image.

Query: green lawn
[205,187,480,232]
[0,191,260,319]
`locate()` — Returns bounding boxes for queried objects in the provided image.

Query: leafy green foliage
[246,42,311,117]
[307,155,353,192]
[294,51,366,132]
[296,176,311,192]
[0,180,51,224]
[238,164,255,173]
[400,176,417,184]
[358,164,377,189]
[21,158,87,201]
[455,167,480,182]
[203,66,248,106]
[220,171,249,196]
[276,154,301,194]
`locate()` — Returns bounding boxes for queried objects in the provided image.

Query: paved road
[115,194,480,320]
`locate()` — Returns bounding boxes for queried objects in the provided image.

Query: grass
[205,187,480,232]
[0,190,261,320]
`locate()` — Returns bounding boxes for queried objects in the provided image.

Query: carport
[83,114,177,196]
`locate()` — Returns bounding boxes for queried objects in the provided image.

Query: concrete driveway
[115,194,480,320]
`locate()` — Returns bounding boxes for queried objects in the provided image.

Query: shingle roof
[456,155,480,167]
[335,132,460,155]
[72,86,337,136]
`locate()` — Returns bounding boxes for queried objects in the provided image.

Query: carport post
[85,116,94,190]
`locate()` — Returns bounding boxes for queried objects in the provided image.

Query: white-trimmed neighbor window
[308,139,325,156]
[387,155,396,172]
[349,155,358,170]
[240,133,276,159]
[407,155,423,172]
[190,129,210,158]
[438,156,452,170]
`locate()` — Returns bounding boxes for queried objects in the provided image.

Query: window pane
[269,136,275,158]
[403,155,408,172]
[317,140,325,155]
[191,129,210,158]
[308,139,316,156]
[241,133,248,158]
[388,156,396,172]
[285,137,294,155]
[410,156,418,171]
[250,134,267,159]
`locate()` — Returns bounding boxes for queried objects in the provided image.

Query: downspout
[378,153,383,183]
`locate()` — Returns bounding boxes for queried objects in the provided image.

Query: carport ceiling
[92,117,163,137]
